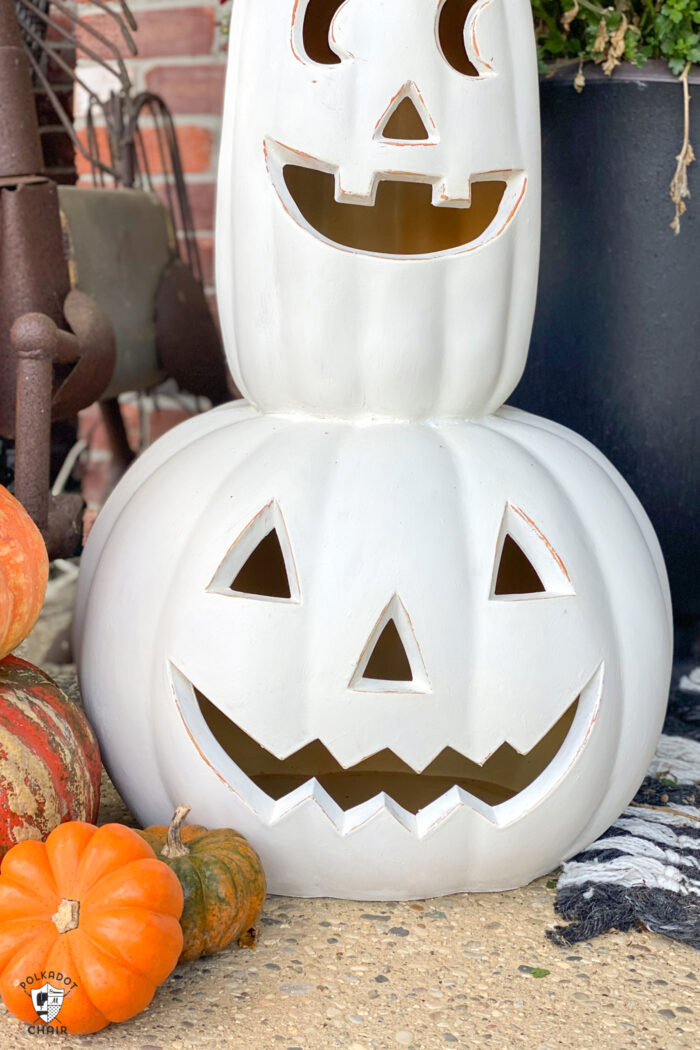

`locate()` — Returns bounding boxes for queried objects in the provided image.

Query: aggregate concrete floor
[1,571,697,1049]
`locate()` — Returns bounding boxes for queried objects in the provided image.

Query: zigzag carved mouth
[189,687,580,815]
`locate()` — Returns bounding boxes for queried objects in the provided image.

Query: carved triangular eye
[232,529,291,599]
[364,618,413,681]
[490,505,575,600]
[494,535,545,596]
[208,503,300,602]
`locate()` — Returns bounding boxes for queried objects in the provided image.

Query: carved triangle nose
[382,98,429,141]
[364,618,413,681]
[374,84,436,143]
[350,595,430,693]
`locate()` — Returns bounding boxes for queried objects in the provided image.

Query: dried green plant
[533,0,699,230]
[533,0,700,75]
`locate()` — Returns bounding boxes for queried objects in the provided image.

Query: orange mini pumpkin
[0,486,48,658]
[0,821,184,1034]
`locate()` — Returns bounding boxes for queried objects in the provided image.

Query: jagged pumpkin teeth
[173,676,594,819]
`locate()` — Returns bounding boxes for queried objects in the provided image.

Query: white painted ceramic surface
[75,0,672,899]
[216,0,541,419]
[75,405,672,898]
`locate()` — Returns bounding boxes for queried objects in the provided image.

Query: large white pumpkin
[75,404,671,899]
[216,0,541,419]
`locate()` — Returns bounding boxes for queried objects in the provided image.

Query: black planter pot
[512,63,700,618]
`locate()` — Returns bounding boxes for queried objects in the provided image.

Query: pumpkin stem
[161,804,192,859]
[52,899,80,934]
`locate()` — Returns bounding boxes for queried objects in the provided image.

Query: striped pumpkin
[0,656,101,856]
[139,806,266,963]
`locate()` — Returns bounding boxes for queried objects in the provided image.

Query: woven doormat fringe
[549,665,700,949]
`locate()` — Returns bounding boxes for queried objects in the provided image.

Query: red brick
[78,404,109,453]
[82,506,100,545]
[80,402,195,453]
[145,64,226,115]
[78,403,101,442]
[78,402,143,454]
[194,234,214,287]
[206,292,222,340]
[74,128,110,177]
[154,180,216,232]
[76,125,213,177]
[79,458,113,507]
[148,407,194,443]
[206,291,219,318]
[77,8,215,61]
[186,181,217,230]
[119,403,142,451]
[151,125,213,175]
[45,11,74,42]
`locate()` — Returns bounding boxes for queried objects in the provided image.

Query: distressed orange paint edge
[511,503,571,583]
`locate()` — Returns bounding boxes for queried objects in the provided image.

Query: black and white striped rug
[549,661,700,949]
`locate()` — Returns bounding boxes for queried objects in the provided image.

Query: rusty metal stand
[0,0,115,557]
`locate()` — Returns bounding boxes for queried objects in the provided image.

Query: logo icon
[20,968,78,1031]
[30,983,65,1024]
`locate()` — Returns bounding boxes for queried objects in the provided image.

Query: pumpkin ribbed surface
[0,486,48,659]
[0,821,184,1034]
[139,810,266,963]
[0,656,101,857]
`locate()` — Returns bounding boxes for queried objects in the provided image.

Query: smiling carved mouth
[267,141,527,258]
[171,664,603,826]
[283,166,509,256]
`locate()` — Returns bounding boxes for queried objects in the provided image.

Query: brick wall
[77,394,199,541]
[71,0,229,529]
[74,0,229,316]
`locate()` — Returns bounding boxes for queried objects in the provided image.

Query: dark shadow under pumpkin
[194,688,579,813]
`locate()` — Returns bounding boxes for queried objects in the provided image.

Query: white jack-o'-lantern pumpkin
[74,0,672,899]
[216,0,541,419]
[75,404,671,898]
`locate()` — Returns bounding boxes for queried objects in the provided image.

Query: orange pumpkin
[0,486,48,658]
[0,821,184,1034]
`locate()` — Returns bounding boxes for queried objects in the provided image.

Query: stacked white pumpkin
[75,0,672,899]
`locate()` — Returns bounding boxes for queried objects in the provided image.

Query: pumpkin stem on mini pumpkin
[161,804,192,859]
[52,898,80,934]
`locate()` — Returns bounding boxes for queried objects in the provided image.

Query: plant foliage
[533,0,698,233]
[532,0,700,76]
